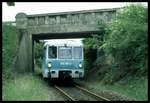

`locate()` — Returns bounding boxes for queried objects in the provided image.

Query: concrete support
[15,29,32,72]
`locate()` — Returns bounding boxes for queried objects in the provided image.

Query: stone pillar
[15,13,33,72]
[15,30,29,72]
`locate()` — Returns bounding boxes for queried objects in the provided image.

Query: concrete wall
[16,8,118,34]
[15,8,120,72]
[15,29,32,72]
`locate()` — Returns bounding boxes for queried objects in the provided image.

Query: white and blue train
[42,39,84,80]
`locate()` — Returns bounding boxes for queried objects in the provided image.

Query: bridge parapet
[16,8,120,33]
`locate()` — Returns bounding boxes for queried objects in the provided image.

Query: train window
[73,47,82,59]
[48,46,57,59]
[58,47,72,59]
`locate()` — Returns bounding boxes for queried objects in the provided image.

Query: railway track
[54,84,110,101]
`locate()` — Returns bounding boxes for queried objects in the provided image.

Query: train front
[43,41,84,80]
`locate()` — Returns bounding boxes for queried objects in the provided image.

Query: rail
[54,84,111,101]
[54,85,76,101]
[75,85,110,101]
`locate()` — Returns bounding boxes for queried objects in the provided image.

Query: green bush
[83,4,148,83]
[102,4,148,78]
[2,25,19,70]
[2,24,19,79]
[34,42,44,68]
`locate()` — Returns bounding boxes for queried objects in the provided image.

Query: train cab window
[48,46,57,59]
[58,47,72,59]
[73,47,82,59]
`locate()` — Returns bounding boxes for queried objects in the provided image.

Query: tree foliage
[2,25,19,70]
[34,42,44,68]
[102,4,148,76]
[83,4,148,83]
[2,25,19,79]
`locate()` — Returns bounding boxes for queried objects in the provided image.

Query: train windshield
[48,46,57,59]
[58,47,72,59]
[73,47,82,59]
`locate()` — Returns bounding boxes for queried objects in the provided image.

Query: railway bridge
[15,7,122,72]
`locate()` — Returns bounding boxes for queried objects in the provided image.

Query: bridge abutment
[15,30,32,72]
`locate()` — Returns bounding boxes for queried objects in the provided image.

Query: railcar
[42,40,84,80]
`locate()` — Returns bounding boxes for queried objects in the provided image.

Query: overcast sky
[2,2,147,22]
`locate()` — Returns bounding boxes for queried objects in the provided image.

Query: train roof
[44,39,83,47]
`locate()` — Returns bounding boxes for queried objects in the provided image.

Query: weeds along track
[54,84,110,101]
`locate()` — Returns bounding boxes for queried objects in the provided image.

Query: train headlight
[48,63,52,68]
[79,64,82,68]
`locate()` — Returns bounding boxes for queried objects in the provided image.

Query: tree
[83,4,148,83]
[102,4,148,78]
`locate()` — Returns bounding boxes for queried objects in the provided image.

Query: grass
[3,73,49,100]
[84,76,148,101]
[2,72,64,101]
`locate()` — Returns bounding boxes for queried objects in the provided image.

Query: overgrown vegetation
[2,24,19,79]
[34,42,44,68]
[3,73,65,100]
[83,4,148,83]
[103,4,147,79]
[83,4,148,100]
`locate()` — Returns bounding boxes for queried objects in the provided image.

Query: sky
[2,2,147,22]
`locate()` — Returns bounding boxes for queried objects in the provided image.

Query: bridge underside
[32,30,102,40]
